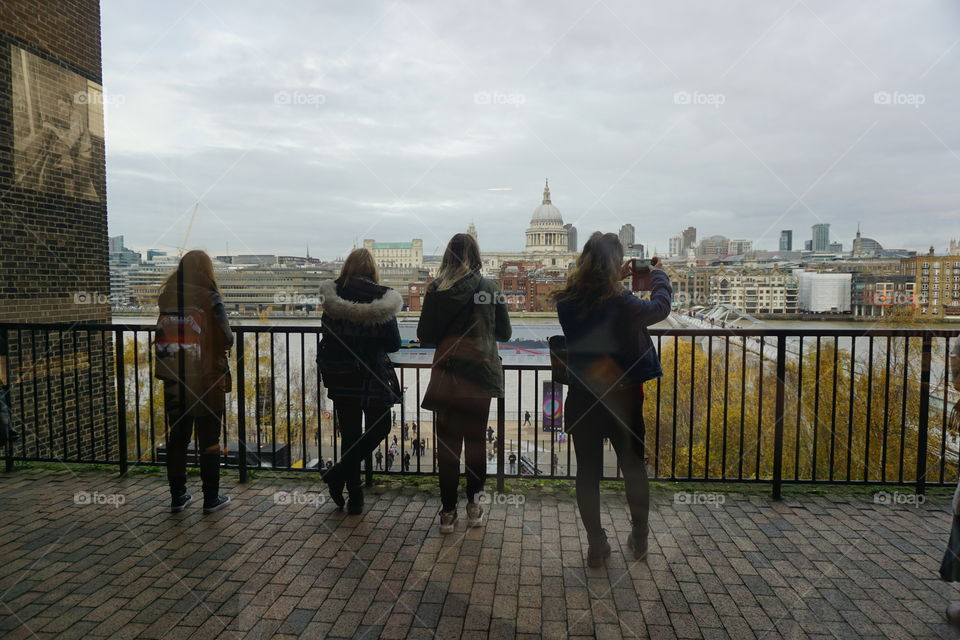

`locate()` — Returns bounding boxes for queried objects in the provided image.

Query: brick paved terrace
[1,469,959,640]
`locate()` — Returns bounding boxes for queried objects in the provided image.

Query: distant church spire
[542,178,551,205]
[467,219,478,241]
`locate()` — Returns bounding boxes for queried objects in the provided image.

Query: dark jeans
[328,397,391,489]
[567,385,649,541]
[436,397,491,512]
[165,384,223,501]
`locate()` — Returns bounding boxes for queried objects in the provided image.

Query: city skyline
[100,1,960,259]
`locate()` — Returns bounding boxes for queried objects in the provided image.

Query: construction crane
[177,202,199,257]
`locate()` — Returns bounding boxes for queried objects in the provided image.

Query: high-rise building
[563,223,577,252]
[811,223,830,252]
[779,230,793,251]
[681,226,697,252]
[668,235,683,257]
[619,224,635,249]
[804,240,813,251]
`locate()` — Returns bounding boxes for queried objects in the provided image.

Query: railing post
[496,395,505,492]
[1,328,12,473]
[772,336,786,500]
[236,330,247,483]
[114,330,128,477]
[916,334,932,496]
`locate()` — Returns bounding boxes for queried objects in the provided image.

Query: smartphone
[629,259,652,291]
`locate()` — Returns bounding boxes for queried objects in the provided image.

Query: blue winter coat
[556,269,672,392]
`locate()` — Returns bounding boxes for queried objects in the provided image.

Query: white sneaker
[466,503,484,528]
[439,510,457,534]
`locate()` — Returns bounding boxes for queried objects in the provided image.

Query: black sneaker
[171,493,192,513]
[203,495,230,513]
[627,530,648,562]
[587,530,611,568]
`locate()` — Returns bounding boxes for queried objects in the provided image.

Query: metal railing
[1,322,957,498]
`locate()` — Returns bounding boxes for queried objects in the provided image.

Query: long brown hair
[161,250,219,294]
[436,233,482,291]
[338,248,379,284]
[553,231,624,308]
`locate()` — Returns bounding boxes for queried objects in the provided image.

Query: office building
[698,235,730,258]
[681,226,697,252]
[363,239,424,268]
[812,223,831,252]
[728,239,753,255]
[669,235,683,257]
[563,223,577,252]
[779,230,793,251]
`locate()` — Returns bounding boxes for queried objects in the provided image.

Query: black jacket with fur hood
[318,276,403,403]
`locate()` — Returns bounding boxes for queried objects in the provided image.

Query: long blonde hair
[436,233,482,291]
[161,250,219,294]
[553,232,624,309]
[338,248,379,284]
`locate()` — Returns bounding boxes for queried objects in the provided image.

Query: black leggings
[165,385,223,500]
[567,385,649,539]
[328,397,392,489]
[436,398,491,512]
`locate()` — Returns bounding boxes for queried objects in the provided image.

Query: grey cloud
[103,0,960,257]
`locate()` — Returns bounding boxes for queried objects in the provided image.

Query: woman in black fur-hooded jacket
[317,248,402,514]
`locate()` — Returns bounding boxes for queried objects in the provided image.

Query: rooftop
[0,469,956,639]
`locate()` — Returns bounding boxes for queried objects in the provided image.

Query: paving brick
[2,471,957,639]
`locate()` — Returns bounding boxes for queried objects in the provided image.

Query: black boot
[627,527,648,562]
[346,485,363,515]
[321,469,345,509]
[586,529,611,568]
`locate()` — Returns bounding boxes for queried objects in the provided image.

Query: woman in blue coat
[555,232,672,567]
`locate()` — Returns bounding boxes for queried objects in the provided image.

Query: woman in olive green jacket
[417,233,511,533]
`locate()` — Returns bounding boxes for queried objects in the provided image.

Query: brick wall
[1,1,116,462]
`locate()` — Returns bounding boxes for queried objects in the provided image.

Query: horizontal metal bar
[0,322,957,339]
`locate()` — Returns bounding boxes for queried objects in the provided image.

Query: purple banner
[542,380,564,431]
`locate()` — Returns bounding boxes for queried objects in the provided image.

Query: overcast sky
[102,0,960,259]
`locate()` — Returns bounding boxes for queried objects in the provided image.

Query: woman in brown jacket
[156,250,233,514]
